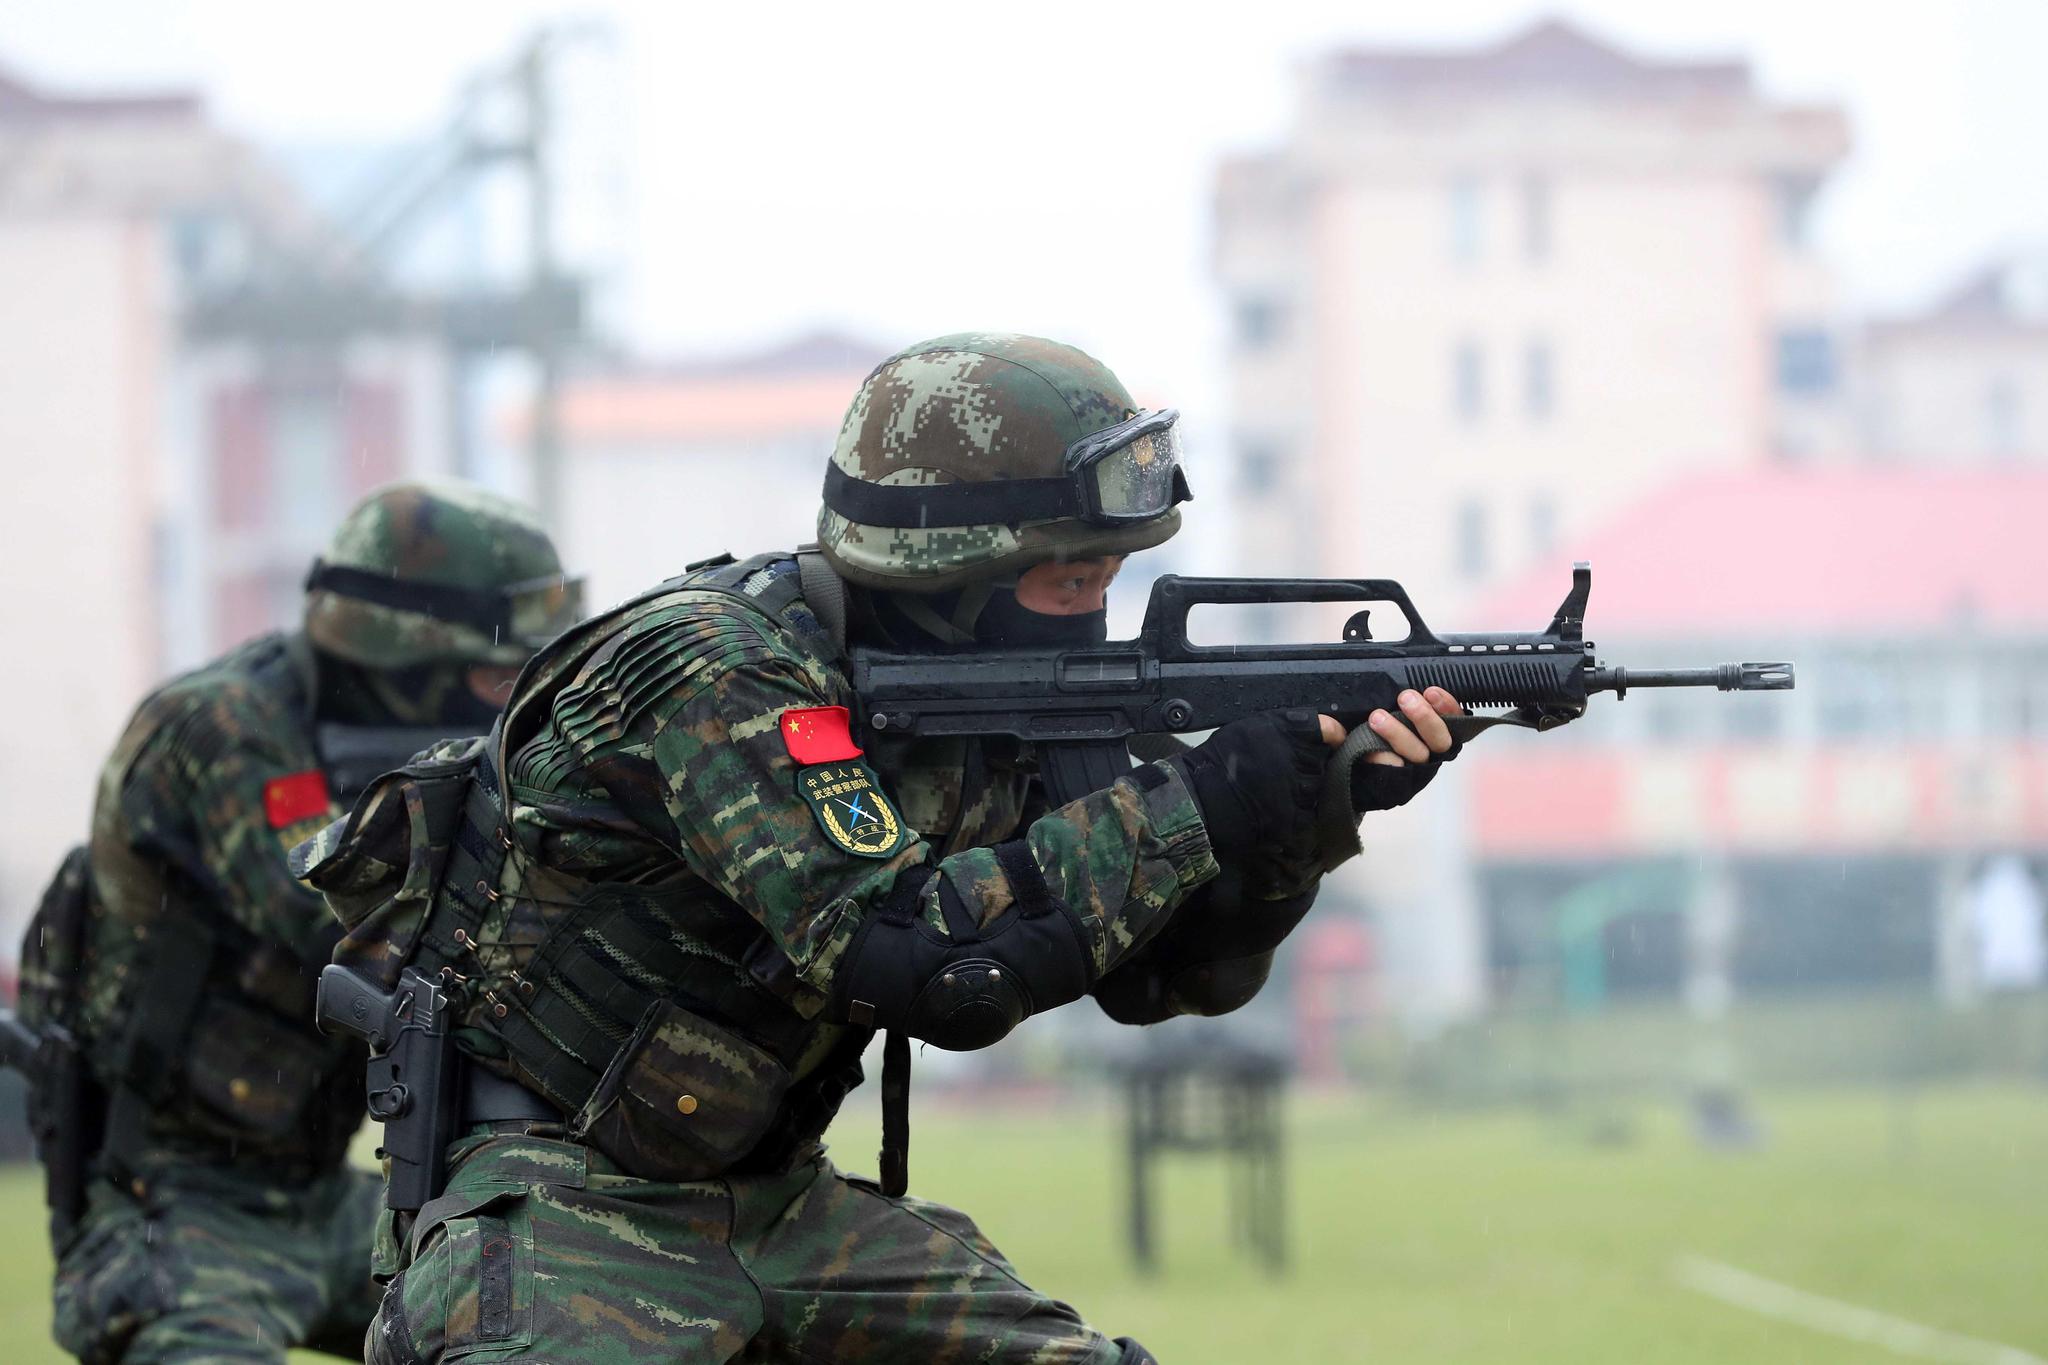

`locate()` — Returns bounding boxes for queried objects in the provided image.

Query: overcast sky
[7,0,2047,408]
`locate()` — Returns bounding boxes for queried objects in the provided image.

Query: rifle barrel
[1588,662,1794,695]
[0,1008,40,1074]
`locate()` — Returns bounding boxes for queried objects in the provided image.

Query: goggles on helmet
[821,408,1191,530]
[305,561,585,642]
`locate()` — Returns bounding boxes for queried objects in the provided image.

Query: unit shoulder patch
[796,759,908,859]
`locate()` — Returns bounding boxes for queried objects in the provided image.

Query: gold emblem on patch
[797,760,907,859]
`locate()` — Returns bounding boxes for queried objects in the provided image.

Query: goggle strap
[823,463,1080,529]
[305,560,540,635]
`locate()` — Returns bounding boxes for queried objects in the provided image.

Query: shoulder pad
[120,647,303,785]
[502,552,834,748]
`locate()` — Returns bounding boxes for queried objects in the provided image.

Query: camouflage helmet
[303,479,582,669]
[817,333,1189,591]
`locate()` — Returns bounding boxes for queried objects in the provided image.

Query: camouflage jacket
[305,555,1218,1177]
[82,632,364,1177]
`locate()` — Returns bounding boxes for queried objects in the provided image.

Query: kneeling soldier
[27,480,578,1364]
[300,336,1461,1363]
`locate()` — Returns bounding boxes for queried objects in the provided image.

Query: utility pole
[183,25,595,530]
[516,32,565,521]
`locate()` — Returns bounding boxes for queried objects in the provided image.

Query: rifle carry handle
[1140,576,1437,660]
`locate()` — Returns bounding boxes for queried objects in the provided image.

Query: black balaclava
[972,587,1107,649]
[850,575,1107,654]
[314,651,503,730]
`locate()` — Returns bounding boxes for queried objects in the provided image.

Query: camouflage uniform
[299,338,1301,1364]
[48,481,575,1365]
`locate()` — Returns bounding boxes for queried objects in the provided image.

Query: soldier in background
[23,480,579,1364]
[301,335,1460,1362]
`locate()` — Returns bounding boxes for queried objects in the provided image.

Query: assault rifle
[0,1005,95,1240]
[849,563,1793,807]
[315,965,458,1211]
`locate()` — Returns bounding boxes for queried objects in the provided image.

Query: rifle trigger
[1343,610,1372,642]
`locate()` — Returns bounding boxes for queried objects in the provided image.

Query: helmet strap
[890,593,977,647]
[849,576,1007,652]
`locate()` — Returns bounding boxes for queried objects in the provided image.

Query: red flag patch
[264,770,332,829]
[779,706,863,765]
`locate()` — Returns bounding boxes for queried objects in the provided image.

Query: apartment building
[1214,19,1850,608]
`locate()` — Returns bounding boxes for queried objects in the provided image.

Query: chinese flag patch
[264,770,332,829]
[779,706,863,764]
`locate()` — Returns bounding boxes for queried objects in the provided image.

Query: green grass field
[0,1084,2041,1362]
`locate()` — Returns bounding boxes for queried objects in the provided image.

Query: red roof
[1481,465,2048,635]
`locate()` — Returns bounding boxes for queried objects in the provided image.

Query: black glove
[1169,709,1327,866]
[1348,727,1462,814]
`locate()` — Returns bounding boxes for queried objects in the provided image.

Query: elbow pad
[1092,871,1318,1025]
[833,842,1097,1051]
[1095,950,1277,1025]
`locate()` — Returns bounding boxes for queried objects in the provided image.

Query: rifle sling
[795,548,848,654]
[878,1029,911,1198]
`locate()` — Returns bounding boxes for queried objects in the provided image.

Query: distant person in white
[1970,855,2047,990]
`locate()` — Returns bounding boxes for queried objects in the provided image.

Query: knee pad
[1114,1335,1160,1364]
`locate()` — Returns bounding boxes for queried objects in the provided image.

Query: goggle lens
[1084,424,1184,521]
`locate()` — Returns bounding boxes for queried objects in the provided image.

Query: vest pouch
[18,846,90,1036]
[569,1000,793,1181]
[185,995,334,1141]
[293,737,487,990]
[19,847,98,1244]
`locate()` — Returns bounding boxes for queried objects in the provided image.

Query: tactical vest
[303,555,883,1182]
[71,634,365,1187]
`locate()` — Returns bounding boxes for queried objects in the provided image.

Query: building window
[271,390,346,542]
[1456,498,1488,580]
[168,210,246,290]
[1453,339,1485,421]
[1989,378,2021,456]
[1234,296,1284,351]
[1522,176,1551,263]
[1985,652,2048,738]
[1776,175,1819,250]
[1775,328,1837,396]
[1449,176,1481,264]
[1525,337,1554,419]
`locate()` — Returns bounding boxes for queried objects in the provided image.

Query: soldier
[33,480,580,1364]
[298,335,1461,1363]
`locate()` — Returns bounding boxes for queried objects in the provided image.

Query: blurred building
[1214,18,1850,608]
[1861,251,2048,462]
[0,63,452,937]
[1212,18,1866,1031]
[544,331,885,609]
[1462,466,2048,1011]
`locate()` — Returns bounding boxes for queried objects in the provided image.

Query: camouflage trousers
[368,1133,1155,1364]
[52,1162,384,1364]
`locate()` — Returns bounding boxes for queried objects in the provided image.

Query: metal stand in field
[1119,1039,1288,1275]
